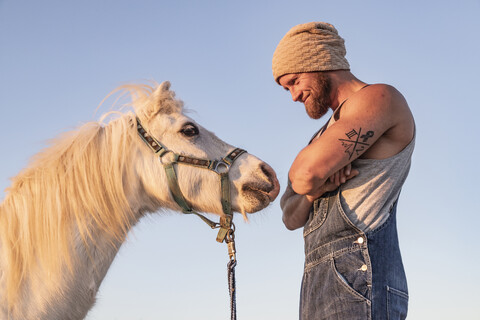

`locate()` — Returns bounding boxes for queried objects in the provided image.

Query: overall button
[360,264,368,272]
[357,237,364,244]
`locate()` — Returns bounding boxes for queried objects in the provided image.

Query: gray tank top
[321,112,415,233]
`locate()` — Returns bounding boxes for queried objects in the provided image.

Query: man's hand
[305,163,358,202]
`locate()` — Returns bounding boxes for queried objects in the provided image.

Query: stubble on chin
[305,99,329,119]
[305,73,332,120]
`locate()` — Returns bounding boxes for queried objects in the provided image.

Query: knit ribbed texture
[272,22,350,83]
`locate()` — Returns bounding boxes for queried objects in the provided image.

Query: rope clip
[226,228,236,261]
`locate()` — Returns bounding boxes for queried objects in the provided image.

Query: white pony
[0,81,280,320]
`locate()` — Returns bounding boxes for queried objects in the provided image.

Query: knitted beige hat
[272,22,350,83]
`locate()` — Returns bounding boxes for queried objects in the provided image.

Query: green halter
[136,117,246,243]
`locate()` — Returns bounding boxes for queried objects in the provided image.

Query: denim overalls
[300,189,408,319]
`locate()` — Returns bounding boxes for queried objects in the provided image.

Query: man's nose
[291,89,302,102]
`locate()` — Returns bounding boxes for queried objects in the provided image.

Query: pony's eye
[180,123,199,137]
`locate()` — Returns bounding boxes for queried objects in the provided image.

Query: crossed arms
[281,84,414,230]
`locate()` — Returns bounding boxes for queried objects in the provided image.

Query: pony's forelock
[97,82,184,122]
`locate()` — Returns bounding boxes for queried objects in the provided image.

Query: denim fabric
[300,190,408,320]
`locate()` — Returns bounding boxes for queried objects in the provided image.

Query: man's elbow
[282,214,303,231]
[280,199,301,230]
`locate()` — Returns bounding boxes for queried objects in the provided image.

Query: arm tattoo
[338,128,374,160]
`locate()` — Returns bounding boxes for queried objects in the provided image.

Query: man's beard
[305,73,332,119]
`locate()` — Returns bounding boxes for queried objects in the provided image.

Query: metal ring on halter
[214,160,230,174]
[157,150,177,165]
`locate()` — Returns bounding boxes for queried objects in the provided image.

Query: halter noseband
[136,117,246,245]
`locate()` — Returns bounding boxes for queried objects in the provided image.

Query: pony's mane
[0,82,181,307]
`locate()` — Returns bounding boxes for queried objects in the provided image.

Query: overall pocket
[387,286,408,320]
[331,249,372,302]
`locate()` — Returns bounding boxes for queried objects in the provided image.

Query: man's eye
[180,123,199,137]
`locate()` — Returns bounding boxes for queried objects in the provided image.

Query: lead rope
[228,259,237,320]
[226,228,237,320]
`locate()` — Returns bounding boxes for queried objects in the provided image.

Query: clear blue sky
[1,1,479,319]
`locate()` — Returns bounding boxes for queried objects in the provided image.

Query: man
[273,22,415,319]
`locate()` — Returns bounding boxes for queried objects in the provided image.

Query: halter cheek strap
[136,117,246,244]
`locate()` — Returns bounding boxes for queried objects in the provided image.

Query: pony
[0,81,280,320]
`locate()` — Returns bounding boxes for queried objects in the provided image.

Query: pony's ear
[136,81,183,121]
[157,81,171,93]
[144,81,183,120]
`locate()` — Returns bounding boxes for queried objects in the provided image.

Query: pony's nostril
[260,163,280,201]
[260,163,278,187]
[260,163,274,181]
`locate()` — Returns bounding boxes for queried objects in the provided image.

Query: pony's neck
[2,188,142,320]
[47,119,170,319]
[1,115,167,320]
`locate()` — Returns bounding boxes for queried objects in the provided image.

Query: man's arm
[280,182,312,231]
[281,164,359,230]
[289,84,414,197]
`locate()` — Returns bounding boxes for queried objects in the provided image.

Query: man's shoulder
[344,83,411,122]
[355,83,406,109]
